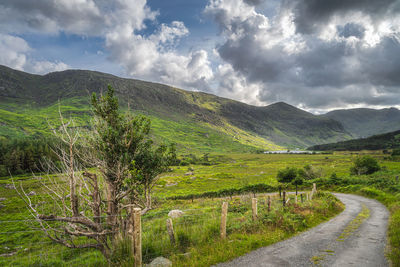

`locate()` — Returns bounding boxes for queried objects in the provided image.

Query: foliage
[350,155,381,175]
[277,167,298,184]
[0,137,58,176]
[298,164,323,180]
[309,130,400,151]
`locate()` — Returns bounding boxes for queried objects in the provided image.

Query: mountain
[323,108,400,138]
[308,130,400,151]
[0,65,352,152]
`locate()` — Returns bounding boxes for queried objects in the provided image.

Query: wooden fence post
[166,218,175,245]
[220,202,228,239]
[301,193,304,203]
[131,208,142,267]
[252,198,258,220]
[267,196,271,213]
[282,191,286,207]
[279,186,282,198]
[295,195,298,204]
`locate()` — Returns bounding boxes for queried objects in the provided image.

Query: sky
[1,0,400,113]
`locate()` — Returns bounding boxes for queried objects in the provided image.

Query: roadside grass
[1,152,399,266]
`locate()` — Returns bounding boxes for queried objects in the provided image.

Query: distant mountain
[323,108,400,138]
[308,130,400,151]
[0,65,352,152]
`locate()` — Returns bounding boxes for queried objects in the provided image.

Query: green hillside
[323,108,400,138]
[308,130,400,151]
[0,65,352,151]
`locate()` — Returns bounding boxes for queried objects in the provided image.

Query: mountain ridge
[0,65,381,152]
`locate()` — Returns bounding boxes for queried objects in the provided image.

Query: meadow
[0,152,399,266]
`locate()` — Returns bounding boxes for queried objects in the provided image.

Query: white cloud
[0,34,29,70]
[104,1,213,91]
[0,33,69,74]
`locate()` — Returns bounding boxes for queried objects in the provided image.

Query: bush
[298,164,323,180]
[277,167,298,184]
[350,155,381,175]
[392,149,400,156]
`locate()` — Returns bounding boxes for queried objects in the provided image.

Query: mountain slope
[0,65,352,151]
[323,108,400,138]
[308,130,400,151]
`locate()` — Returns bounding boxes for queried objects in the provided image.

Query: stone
[147,257,172,267]
[165,182,178,187]
[4,184,15,190]
[168,209,184,218]
[27,191,36,196]
[0,198,6,201]
[184,171,194,176]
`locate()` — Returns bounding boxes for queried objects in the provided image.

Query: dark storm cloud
[0,0,104,34]
[207,0,400,110]
[337,23,365,39]
[243,0,264,6]
[286,0,400,34]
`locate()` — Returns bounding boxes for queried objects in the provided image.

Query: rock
[184,171,194,176]
[4,184,15,190]
[27,191,36,196]
[147,257,172,267]
[0,198,6,202]
[190,176,197,180]
[168,209,184,218]
[0,251,17,257]
[165,182,178,187]
[0,204,5,209]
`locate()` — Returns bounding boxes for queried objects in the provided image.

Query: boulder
[4,184,15,190]
[168,209,184,218]
[147,257,172,267]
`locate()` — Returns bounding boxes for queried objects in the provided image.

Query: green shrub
[350,155,381,175]
[277,167,298,184]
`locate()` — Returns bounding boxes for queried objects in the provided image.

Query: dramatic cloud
[0,0,213,90]
[0,0,103,34]
[205,0,400,110]
[1,0,400,111]
[286,0,400,34]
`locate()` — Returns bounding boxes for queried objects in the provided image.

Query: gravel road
[215,193,389,267]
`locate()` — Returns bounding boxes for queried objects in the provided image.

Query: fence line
[1,185,319,266]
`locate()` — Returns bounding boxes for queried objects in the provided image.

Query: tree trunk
[106,182,118,234]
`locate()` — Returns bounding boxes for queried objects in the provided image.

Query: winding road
[215,193,389,267]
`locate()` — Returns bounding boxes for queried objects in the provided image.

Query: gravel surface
[214,193,389,267]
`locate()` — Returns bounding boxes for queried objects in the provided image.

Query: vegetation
[2,151,400,266]
[309,130,400,151]
[350,155,381,175]
[13,85,177,260]
[0,137,58,176]
[323,108,400,138]
[0,65,353,149]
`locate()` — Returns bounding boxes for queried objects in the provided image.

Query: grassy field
[1,152,399,266]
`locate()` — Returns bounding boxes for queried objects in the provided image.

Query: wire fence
[0,190,316,266]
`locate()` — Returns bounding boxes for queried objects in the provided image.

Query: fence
[0,184,317,266]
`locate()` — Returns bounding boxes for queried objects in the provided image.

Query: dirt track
[215,193,389,267]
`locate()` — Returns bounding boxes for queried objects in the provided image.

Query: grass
[336,204,370,241]
[1,152,399,266]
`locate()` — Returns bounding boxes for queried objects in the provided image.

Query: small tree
[292,176,303,195]
[350,155,380,175]
[277,167,298,187]
[16,85,176,259]
[298,164,323,180]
